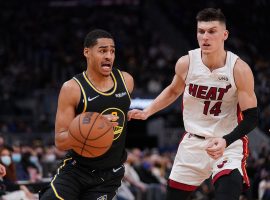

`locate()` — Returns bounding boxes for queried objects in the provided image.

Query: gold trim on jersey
[83,71,117,96]
[51,157,72,200]
[73,77,87,112]
[117,69,131,101]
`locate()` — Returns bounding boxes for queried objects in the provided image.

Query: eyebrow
[98,45,115,49]
[198,26,218,30]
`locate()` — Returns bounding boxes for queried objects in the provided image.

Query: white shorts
[168,133,249,191]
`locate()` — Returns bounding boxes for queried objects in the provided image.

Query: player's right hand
[205,137,226,160]
[128,109,148,121]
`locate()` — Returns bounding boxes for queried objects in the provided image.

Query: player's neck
[202,50,227,71]
[85,69,114,92]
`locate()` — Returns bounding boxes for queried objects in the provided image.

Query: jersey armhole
[229,54,239,91]
[73,77,87,113]
[117,69,131,101]
[185,51,193,84]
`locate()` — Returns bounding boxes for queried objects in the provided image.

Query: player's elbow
[55,132,70,151]
[54,140,64,151]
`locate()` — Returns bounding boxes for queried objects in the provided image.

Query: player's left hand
[103,114,119,127]
[205,138,226,160]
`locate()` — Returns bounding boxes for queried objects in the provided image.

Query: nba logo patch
[97,195,107,200]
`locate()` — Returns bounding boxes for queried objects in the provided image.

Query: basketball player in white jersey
[128,8,258,200]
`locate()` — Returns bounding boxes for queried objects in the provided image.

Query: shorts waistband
[74,160,124,172]
[188,133,206,140]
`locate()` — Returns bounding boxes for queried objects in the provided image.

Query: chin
[102,72,111,77]
[201,48,212,54]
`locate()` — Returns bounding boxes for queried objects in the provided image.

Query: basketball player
[40,29,134,200]
[128,8,258,200]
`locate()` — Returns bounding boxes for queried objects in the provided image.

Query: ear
[224,30,229,41]
[83,47,89,57]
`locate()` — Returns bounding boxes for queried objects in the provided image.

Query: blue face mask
[1,155,12,166]
[30,156,38,164]
[12,153,22,163]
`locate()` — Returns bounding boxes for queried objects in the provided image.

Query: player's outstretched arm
[128,56,189,120]
[55,79,80,151]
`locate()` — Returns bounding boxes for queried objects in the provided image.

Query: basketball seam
[69,128,109,156]
[68,129,85,145]
[81,112,99,155]
[84,125,113,141]
[69,124,111,148]
[81,146,109,157]
[78,114,86,139]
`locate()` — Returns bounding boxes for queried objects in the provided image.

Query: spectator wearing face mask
[0,145,37,199]
[20,151,42,183]
[10,144,28,181]
[41,146,58,178]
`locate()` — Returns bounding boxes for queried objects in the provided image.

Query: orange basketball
[68,112,114,158]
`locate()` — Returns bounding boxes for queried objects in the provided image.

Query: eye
[198,30,205,34]
[208,29,217,34]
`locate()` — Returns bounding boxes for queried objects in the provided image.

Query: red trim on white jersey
[237,103,250,188]
[212,169,232,184]
[241,136,250,189]
[168,179,198,191]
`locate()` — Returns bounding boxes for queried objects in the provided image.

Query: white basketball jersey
[183,48,239,138]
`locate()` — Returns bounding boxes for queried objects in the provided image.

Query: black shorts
[39,157,125,200]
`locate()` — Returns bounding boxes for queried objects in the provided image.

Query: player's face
[84,38,115,77]
[197,21,228,54]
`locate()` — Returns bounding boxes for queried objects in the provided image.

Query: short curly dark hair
[196,8,226,25]
[84,29,113,48]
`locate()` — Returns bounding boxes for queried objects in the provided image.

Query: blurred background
[0,0,269,199]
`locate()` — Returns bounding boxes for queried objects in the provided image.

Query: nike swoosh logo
[87,95,99,101]
[112,166,123,173]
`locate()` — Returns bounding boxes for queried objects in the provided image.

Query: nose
[202,32,209,40]
[105,51,114,60]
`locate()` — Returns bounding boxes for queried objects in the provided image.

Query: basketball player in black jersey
[39,29,134,200]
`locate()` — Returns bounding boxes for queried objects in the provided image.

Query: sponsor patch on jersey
[115,92,127,98]
[217,75,229,82]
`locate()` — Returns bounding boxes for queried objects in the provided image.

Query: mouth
[101,63,112,71]
[202,43,210,47]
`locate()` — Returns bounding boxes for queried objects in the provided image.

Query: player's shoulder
[58,78,81,105]
[120,71,133,81]
[175,54,189,74]
[61,78,81,95]
[234,58,253,75]
[119,70,134,93]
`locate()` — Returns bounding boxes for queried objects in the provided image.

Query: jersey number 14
[203,101,222,116]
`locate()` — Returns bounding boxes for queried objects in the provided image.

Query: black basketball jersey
[66,68,131,169]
